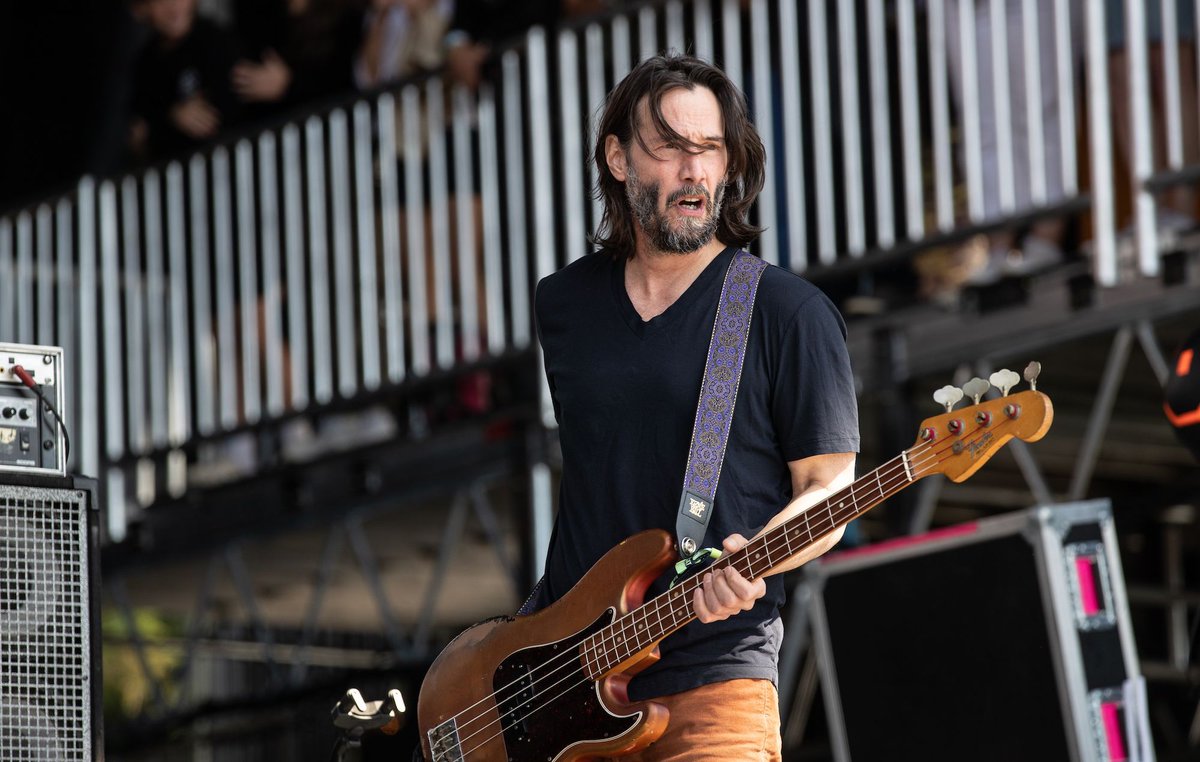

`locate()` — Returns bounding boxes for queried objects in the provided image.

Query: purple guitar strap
[675,250,768,558]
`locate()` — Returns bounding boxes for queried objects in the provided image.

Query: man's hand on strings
[692,534,766,623]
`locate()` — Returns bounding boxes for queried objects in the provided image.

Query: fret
[875,468,884,504]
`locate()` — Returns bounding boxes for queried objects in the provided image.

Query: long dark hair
[591,54,766,258]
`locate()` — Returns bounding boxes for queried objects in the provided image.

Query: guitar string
[449,439,954,759]
[449,422,992,759]
[443,433,969,756]
[449,402,1031,757]
[451,441,945,758]
[440,437,937,735]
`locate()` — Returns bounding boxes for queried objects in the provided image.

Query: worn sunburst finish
[419,530,675,761]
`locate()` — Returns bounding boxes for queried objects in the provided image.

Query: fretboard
[578,449,921,679]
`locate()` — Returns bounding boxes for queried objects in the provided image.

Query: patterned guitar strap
[673,250,768,580]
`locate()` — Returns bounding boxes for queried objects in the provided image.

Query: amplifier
[0,343,67,475]
[0,472,102,761]
[805,500,1152,762]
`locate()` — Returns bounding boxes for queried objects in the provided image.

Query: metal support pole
[1068,325,1134,501]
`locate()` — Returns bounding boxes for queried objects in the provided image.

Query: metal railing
[0,0,1194,542]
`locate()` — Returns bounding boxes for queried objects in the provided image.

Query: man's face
[608,86,729,255]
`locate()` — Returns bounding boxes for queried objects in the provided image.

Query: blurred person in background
[230,0,362,120]
[129,0,241,161]
[355,0,453,90]
[443,0,559,90]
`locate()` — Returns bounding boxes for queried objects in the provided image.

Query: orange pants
[608,678,783,762]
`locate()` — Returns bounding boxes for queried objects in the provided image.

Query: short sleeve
[771,293,860,462]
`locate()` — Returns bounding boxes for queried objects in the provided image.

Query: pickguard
[494,610,640,760]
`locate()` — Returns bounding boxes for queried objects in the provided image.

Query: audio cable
[11,365,72,466]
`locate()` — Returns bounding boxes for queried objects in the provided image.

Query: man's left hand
[692,534,766,623]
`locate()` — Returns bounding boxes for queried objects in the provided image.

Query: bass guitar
[418,368,1054,761]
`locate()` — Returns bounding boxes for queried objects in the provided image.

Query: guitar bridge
[427,718,464,762]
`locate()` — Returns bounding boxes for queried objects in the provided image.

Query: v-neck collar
[611,247,736,338]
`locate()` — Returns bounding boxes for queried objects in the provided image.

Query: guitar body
[418,529,677,761]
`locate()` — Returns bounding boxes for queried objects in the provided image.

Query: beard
[625,165,725,255]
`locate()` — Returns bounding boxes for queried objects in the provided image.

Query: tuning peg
[988,369,1021,396]
[933,385,964,413]
[961,377,991,405]
[1023,361,1042,391]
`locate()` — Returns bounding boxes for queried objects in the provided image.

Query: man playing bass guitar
[527,53,860,761]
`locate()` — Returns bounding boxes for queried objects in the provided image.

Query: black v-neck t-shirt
[532,247,860,700]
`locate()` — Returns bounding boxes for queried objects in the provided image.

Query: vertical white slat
[401,85,431,375]
[426,78,455,369]
[55,200,77,456]
[329,109,359,397]
[283,124,310,410]
[836,0,866,256]
[867,0,895,248]
[353,102,382,391]
[478,84,506,354]
[612,13,632,82]
[189,154,216,435]
[376,93,406,383]
[211,147,239,430]
[528,27,558,431]
[1086,0,1117,283]
[0,218,12,339]
[1162,0,1184,169]
[694,0,714,61]
[235,140,261,423]
[958,0,985,221]
[1055,0,1079,195]
[808,0,837,263]
[16,211,32,343]
[559,29,588,265]
[586,23,607,236]
[722,0,743,89]
[528,28,556,284]
[143,170,169,448]
[750,0,779,265]
[1126,0,1159,277]
[929,0,955,231]
[79,177,102,476]
[305,116,335,403]
[452,87,480,361]
[666,0,685,53]
[639,4,658,61]
[502,53,532,349]
[36,205,53,345]
[165,163,191,446]
[257,132,286,418]
[1022,0,1048,205]
[898,0,924,239]
[121,177,147,454]
[779,0,807,270]
[100,182,125,461]
[989,0,1016,214]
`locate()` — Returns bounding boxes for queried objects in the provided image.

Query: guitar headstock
[910,367,1054,483]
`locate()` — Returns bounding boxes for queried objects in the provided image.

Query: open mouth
[676,197,705,212]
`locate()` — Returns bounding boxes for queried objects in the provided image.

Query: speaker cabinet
[806,501,1151,762]
[0,474,102,761]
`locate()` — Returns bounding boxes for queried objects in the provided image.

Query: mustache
[665,185,712,206]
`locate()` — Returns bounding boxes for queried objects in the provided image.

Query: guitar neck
[579,450,920,679]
